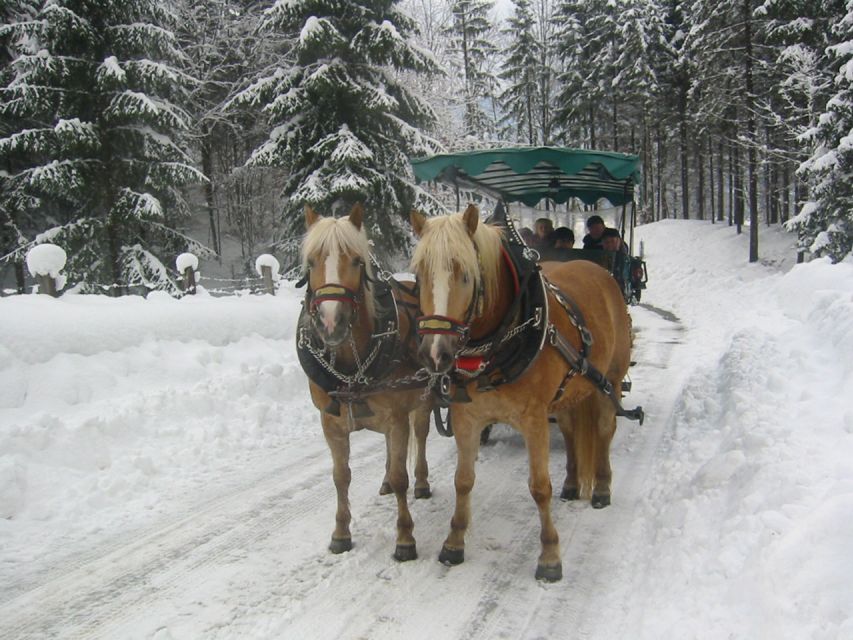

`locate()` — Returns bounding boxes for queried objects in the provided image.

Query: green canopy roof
[410,146,641,207]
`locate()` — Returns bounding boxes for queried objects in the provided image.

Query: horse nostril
[437,350,453,369]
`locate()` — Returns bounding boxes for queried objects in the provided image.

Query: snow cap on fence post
[254,254,281,295]
[26,243,67,296]
[176,252,200,295]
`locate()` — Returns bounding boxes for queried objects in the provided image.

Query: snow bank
[623,221,853,639]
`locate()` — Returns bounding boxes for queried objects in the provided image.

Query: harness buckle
[440,374,451,396]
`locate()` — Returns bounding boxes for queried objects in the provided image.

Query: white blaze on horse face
[319,251,341,332]
[429,266,451,366]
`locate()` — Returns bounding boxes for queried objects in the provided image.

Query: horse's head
[410,205,498,374]
[302,203,373,348]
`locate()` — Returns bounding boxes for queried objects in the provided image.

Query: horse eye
[461,272,470,285]
[351,257,362,268]
[307,258,315,268]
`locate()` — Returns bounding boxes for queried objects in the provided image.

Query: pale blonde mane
[411,212,504,306]
[301,215,374,314]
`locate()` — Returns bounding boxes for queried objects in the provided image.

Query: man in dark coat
[582,215,606,249]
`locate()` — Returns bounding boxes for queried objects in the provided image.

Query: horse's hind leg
[388,413,417,561]
[591,396,617,509]
[412,405,431,499]
[522,416,562,581]
[555,410,579,501]
[379,433,393,495]
[322,418,353,553]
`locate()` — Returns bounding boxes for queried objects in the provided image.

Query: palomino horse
[299,203,431,561]
[409,205,633,581]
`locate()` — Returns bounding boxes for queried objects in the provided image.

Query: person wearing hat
[582,215,606,249]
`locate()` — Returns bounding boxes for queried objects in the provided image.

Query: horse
[409,204,634,581]
[299,203,432,561]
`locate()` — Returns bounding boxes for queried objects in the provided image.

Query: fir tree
[0,0,207,293]
[499,0,539,143]
[789,0,853,261]
[233,0,441,256]
[445,0,500,140]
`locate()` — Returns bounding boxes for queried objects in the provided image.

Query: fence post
[176,252,199,295]
[261,265,274,295]
[26,243,66,297]
[183,266,197,294]
[254,254,281,295]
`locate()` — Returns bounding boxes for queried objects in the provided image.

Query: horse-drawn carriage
[296,146,645,582]
[409,146,648,305]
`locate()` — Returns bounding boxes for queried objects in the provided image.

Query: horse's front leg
[387,411,417,561]
[412,405,432,499]
[439,410,480,566]
[322,416,353,553]
[523,415,562,581]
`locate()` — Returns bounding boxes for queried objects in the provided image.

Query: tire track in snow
[0,438,384,640]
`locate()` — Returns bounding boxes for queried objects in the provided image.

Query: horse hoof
[329,537,353,554]
[591,494,611,509]
[438,546,464,566]
[394,544,418,562]
[560,487,580,501]
[379,481,393,495]
[414,486,432,499]
[535,562,563,582]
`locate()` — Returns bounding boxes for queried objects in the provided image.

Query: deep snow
[1,220,851,639]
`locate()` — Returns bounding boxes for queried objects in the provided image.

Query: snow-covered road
[1,221,851,639]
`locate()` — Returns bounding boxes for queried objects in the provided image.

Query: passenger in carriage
[531,217,554,248]
[601,227,629,253]
[518,226,535,245]
[549,227,575,249]
[582,215,606,249]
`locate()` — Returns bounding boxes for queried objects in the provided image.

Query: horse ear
[462,204,479,236]
[410,210,427,237]
[348,203,364,230]
[305,205,321,229]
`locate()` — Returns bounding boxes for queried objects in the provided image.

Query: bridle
[302,258,369,334]
[414,240,485,353]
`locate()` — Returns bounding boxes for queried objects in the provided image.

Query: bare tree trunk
[680,88,689,219]
[718,138,725,222]
[697,137,705,220]
[734,141,743,233]
[709,133,716,224]
[201,124,220,256]
[781,163,790,223]
[744,0,758,262]
[656,123,664,220]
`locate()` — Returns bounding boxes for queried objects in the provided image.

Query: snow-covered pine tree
[789,0,853,262]
[554,0,602,147]
[499,0,540,144]
[445,0,500,141]
[0,0,207,293]
[233,0,441,256]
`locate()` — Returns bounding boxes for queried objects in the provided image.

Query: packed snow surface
[1,220,851,639]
